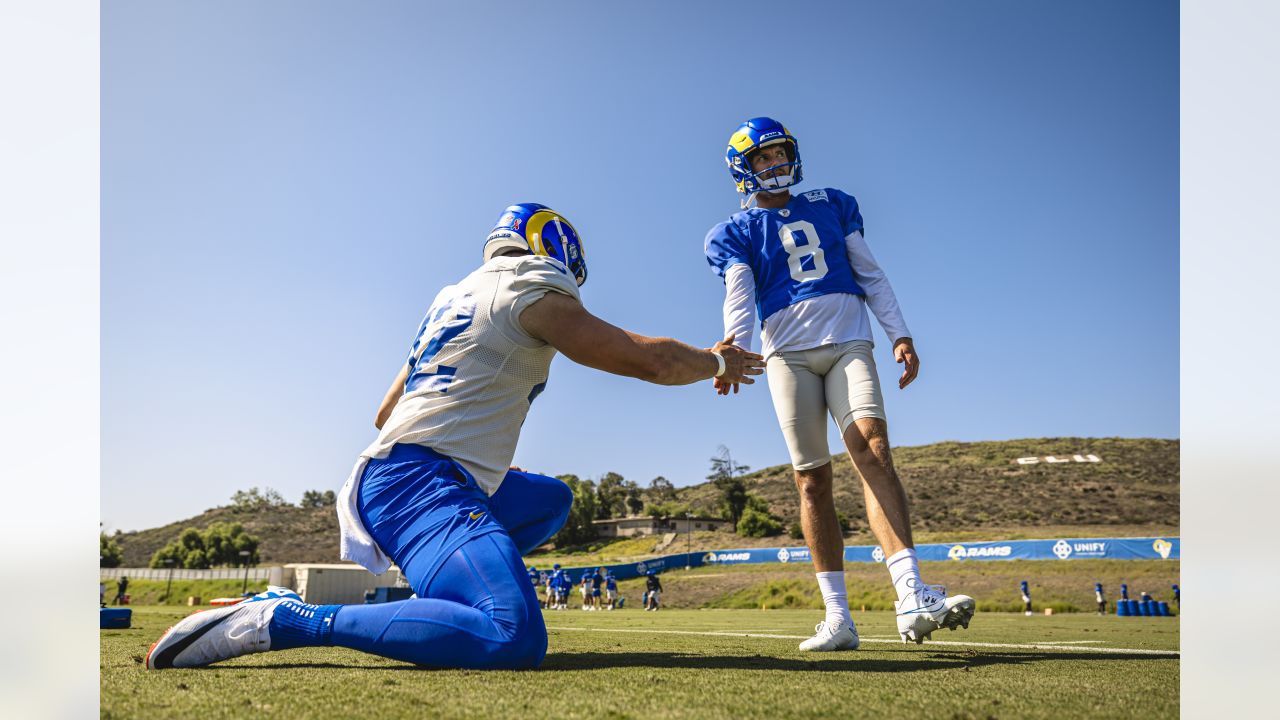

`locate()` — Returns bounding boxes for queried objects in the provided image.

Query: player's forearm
[633,336,721,386]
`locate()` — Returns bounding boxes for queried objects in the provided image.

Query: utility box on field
[285,563,404,604]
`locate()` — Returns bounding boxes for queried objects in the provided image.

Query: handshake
[709,334,764,394]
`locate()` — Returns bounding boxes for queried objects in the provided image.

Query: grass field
[101,605,1178,719]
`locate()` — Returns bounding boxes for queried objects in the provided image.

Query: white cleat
[798,619,860,652]
[896,584,976,645]
[146,586,300,669]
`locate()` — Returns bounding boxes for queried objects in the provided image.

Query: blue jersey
[705,188,866,322]
[606,578,617,591]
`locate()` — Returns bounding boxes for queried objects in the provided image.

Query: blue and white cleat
[798,619,860,652]
[146,586,301,669]
[896,584,976,645]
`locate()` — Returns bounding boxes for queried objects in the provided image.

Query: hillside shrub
[737,507,783,537]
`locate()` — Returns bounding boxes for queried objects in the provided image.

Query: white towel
[336,455,392,575]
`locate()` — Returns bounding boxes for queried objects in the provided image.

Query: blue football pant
[328,460,572,669]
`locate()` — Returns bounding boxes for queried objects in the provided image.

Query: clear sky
[101,0,1178,532]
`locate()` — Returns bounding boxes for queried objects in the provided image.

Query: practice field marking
[546,626,1179,656]
[862,636,1105,646]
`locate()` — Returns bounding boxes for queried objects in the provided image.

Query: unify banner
[552,537,1179,580]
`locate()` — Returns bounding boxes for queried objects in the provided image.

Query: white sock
[815,571,853,627]
[886,548,921,603]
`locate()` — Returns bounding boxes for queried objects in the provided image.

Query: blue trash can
[1117,600,1130,616]
[1158,601,1170,617]
[1127,599,1140,616]
[1140,601,1153,616]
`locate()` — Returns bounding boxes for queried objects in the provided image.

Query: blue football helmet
[483,203,587,286]
[725,117,803,200]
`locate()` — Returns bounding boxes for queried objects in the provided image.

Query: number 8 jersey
[704,187,910,356]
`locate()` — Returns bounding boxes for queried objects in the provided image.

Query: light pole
[239,550,252,595]
[685,511,692,570]
[163,558,175,604]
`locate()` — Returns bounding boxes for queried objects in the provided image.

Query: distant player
[1171,583,1179,610]
[556,568,571,610]
[146,203,762,670]
[605,572,618,610]
[645,570,663,611]
[580,570,593,611]
[1021,580,1032,616]
[543,566,558,609]
[591,568,604,609]
[1120,583,1130,601]
[527,565,539,587]
[1095,582,1106,615]
[704,117,974,649]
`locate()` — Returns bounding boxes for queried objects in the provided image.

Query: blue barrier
[555,536,1179,579]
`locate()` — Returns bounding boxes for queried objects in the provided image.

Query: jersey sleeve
[723,263,758,350]
[827,188,865,238]
[704,220,751,280]
[502,256,582,344]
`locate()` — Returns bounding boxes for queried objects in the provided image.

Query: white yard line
[1032,640,1105,645]
[546,626,1178,656]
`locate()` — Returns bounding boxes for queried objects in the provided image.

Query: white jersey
[337,254,579,574]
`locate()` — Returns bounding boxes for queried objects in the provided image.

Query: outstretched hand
[710,334,764,392]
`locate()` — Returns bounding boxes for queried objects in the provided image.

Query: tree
[551,475,598,548]
[708,446,751,529]
[648,476,676,502]
[737,507,784,537]
[625,481,645,516]
[594,472,629,519]
[300,489,337,508]
[99,532,123,568]
[230,487,288,513]
[149,522,261,569]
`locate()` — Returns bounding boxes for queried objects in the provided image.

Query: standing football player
[605,571,618,610]
[147,203,763,670]
[704,117,975,649]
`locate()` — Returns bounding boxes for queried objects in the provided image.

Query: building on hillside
[592,515,732,538]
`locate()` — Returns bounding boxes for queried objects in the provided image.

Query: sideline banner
[552,536,1178,579]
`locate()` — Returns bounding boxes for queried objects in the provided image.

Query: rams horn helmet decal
[483,203,588,286]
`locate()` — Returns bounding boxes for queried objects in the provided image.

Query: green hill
[110,437,1177,566]
[676,437,1178,533]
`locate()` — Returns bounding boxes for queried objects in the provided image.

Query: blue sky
[102,0,1178,532]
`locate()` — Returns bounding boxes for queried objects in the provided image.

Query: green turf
[102,606,1177,719]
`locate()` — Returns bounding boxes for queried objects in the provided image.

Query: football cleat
[146,586,301,669]
[798,619,860,652]
[896,584,976,644]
